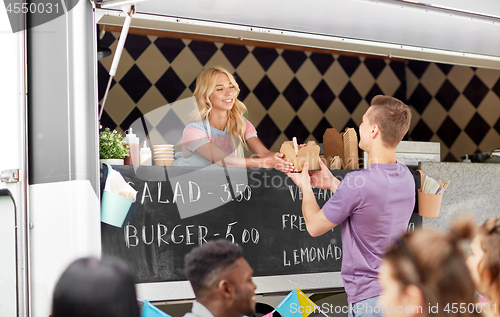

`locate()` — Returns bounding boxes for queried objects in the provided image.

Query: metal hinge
[0,169,20,183]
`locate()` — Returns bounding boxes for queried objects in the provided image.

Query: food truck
[1,1,500,316]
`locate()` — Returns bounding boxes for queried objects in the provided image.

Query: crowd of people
[52,217,500,317]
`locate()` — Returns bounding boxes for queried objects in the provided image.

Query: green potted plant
[99,128,129,165]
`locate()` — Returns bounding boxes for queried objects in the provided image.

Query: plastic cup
[101,190,133,227]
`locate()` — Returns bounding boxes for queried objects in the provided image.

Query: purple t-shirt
[322,162,415,303]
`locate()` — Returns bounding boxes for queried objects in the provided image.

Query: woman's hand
[262,152,294,173]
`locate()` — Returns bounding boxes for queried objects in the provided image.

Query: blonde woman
[175,67,294,173]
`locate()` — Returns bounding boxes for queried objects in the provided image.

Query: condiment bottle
[140,141,152,166]
[124,128,140,165]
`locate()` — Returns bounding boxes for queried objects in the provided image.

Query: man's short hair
[368,95,412,148]
[184,240,243,295]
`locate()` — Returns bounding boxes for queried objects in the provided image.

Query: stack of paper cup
[153,144,175,166]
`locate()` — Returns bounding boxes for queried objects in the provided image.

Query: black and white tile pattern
[98,31,500,161]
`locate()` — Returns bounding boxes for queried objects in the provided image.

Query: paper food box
[323,127,359,170]
[280,140,320,172]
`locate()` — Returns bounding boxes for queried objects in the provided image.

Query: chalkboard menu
[101,166,421,284]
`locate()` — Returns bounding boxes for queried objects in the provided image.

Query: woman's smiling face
[208,73,237,113]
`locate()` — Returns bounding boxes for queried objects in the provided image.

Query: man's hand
[286,162,312,191]
[309,158,336,190]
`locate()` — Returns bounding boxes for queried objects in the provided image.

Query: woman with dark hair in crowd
[378,219,481,317]
[467,217,500,316]
[52,257,140,317]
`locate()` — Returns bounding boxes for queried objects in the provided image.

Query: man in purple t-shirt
[288,95,415,317]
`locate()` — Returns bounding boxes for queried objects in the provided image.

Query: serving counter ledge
[419,162,500,230]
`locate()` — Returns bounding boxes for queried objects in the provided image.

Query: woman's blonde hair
[192,67,248,148]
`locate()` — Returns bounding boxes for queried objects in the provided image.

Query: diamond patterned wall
[407,62,500,161]
[98,30,500,161]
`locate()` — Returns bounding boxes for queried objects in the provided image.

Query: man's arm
[287,162,337,237]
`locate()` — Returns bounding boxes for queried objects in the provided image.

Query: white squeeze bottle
[140,141,152,166]
[124,128,140,165]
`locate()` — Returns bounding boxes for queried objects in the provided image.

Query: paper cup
[155,159,175,166]
[418,189,443,218]
[153,145,174,150]
[101,190,133,227]
[155,158,175,162]
[154,151,174,155]
[154,148,174,151]
[154,154,174,160]
[153,151,175,155]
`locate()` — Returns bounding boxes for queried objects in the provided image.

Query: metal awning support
[95,0,149,121]
[94,0,500,70]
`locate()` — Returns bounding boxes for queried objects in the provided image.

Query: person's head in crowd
[378,219,480,317]
[192,66,248,147]
[467,217,500,306]
[185,239,257,317]
[359,95,411,154]
[52,257,140,317]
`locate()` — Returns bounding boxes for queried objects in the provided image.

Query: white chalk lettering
[284,250,291,266]
[299,216,306,231]
[288,186,299,201]
[317,246,325,261]
[185,225,195,245]
[291,214,298,230]
[158,182,169,203]
[334,245,342,259]
[171,224,184,244]
[173,182,185,204]
[157,224,168,247]
[198,225,208,245]
[283,244,341,266]
[300,248,309,262]
[282,214,289,229]
[142,226,154,245]
[293,249,300,265]
[282,214,306,231]
[141,182,152,204]
[125,224,138,248]
[189,181,201,203]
